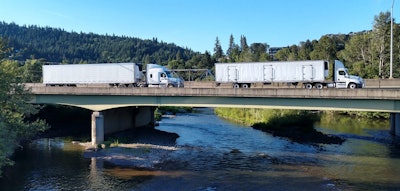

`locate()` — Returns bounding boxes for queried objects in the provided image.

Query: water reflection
[89,158,104,189]
[317,113,389,135]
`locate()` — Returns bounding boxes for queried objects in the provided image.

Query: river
[1,108,399,190]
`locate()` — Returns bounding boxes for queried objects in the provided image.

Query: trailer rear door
[302,65,314,81]
[228,66,238,82]
[263,65,273,82]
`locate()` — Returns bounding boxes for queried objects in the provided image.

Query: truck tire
[304,83,313,89]
[167,84,174,88]
[242,84,250,88]
[233,83,240,89]
[348,83,357,89]
[315,83,323,89]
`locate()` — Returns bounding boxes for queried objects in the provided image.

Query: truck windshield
[166,71,181,78]
[166,71,173,78]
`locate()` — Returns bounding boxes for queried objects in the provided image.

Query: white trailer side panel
[43,63,140,84]
[215,60,328,83]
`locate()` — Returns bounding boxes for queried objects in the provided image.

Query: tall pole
[390,0,395,79]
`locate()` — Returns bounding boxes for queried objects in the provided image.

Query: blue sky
[0,0,397,53]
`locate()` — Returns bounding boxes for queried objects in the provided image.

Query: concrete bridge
[27,84,400,145]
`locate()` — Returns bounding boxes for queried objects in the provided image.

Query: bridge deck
[28,85,400,100]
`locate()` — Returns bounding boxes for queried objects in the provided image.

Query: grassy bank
[215,108,345,144]
[214,108,288,126]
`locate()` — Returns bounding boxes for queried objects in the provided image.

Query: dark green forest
[0,21,197,65]
[1,11,400,80]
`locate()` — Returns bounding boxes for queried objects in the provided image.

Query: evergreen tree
[0,37,11,61]
[226,34,235,58]
[213,37,224,61]
[226,35,240,62]
[240,35,249,52]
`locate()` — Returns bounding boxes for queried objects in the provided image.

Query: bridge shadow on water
[31,105,92,140]
[105,127,179,147]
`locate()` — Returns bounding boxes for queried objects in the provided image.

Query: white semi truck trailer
[215,60,364,89]
[42,63,184,87]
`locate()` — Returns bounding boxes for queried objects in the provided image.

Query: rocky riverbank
[81,127,180,169]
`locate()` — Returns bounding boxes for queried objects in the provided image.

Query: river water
[1,108,400,190]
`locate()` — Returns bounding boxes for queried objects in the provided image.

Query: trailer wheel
[315,83,323,89]
[304,83,313,89]
[348,83,357,89]
[233,83,240,89]
[242,84,250,88]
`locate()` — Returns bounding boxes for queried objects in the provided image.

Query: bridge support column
[390,113,400,137]
[91,111,104,145]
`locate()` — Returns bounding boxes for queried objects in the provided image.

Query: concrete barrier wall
[364,79,400,88]
[183,79,400,89]
[26,79,400,90]
[30,85,400,100]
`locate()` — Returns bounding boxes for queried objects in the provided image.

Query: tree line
[0,21,197,65]
[268,12,400,79]
[210,12,400,79]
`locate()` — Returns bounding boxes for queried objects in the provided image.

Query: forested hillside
[0,21,197,65]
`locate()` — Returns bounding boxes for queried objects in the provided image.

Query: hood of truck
[169,77,184,87]
[349,75,364,84]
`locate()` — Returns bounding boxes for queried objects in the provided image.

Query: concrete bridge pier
[91,112,104,145]
[91,106,156,145]
[390,113,400,137]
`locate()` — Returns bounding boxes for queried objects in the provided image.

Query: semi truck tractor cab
[333,60,364,89]
[146,64,184,87]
